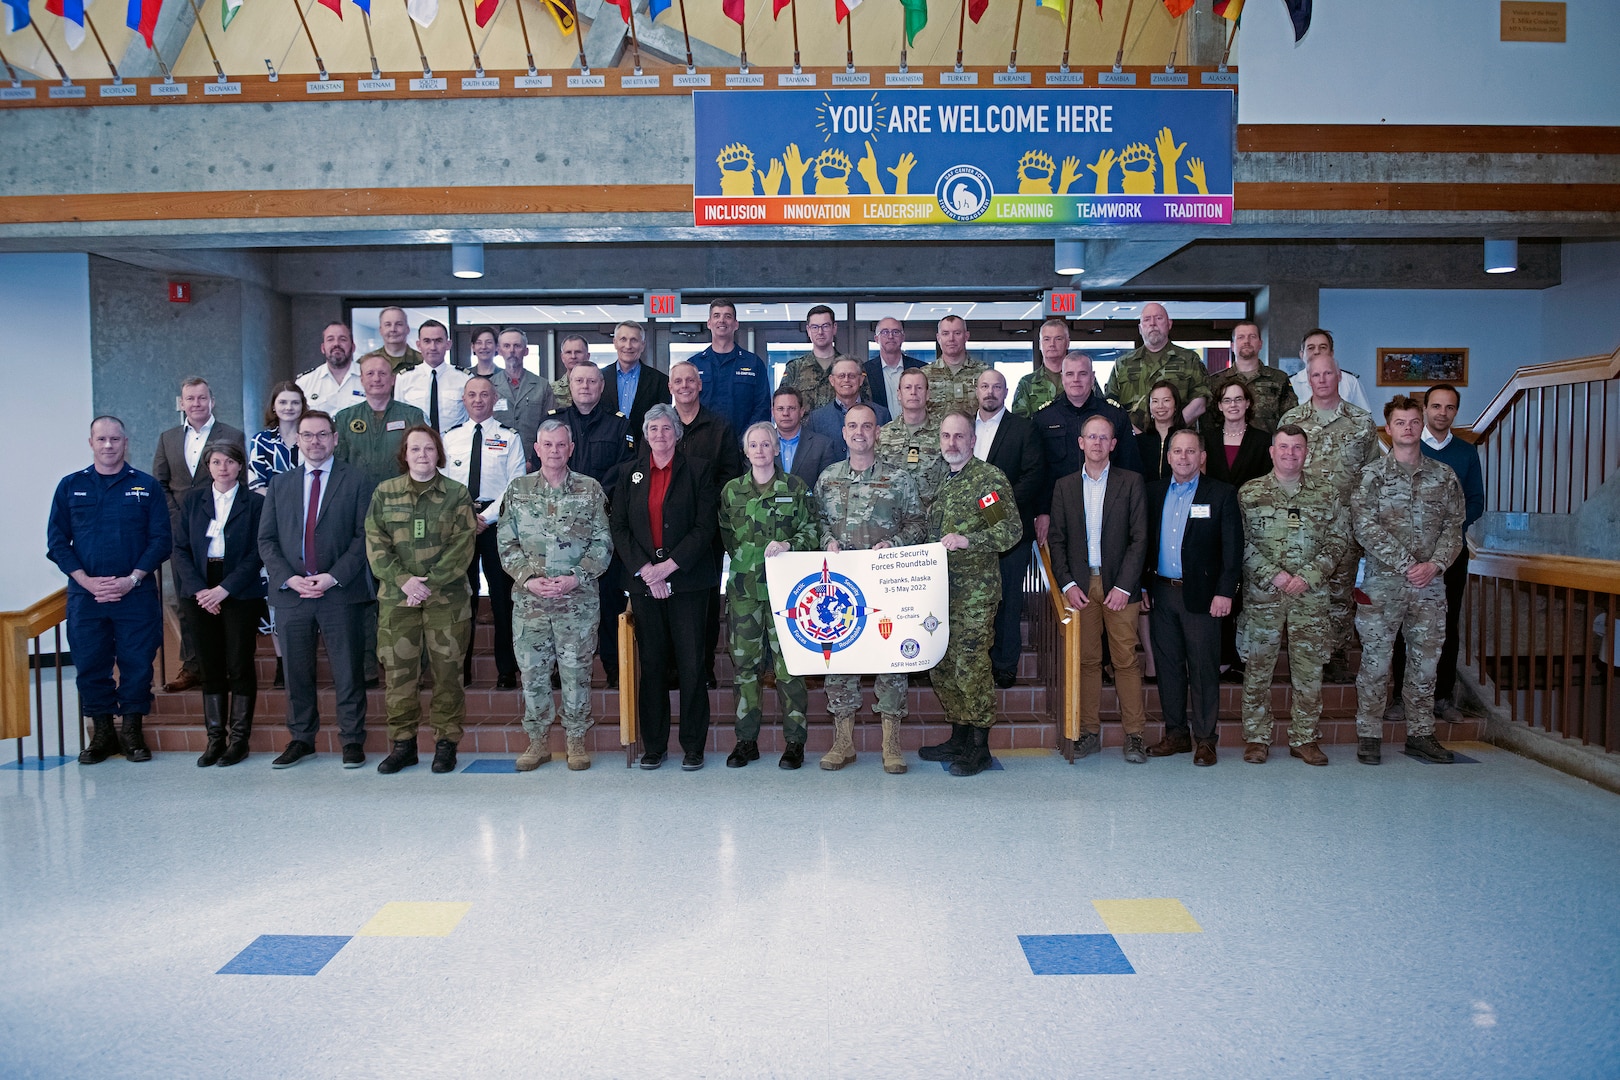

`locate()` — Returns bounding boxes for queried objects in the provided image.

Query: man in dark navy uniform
[47,416,173,764]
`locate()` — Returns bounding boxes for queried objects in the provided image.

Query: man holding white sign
[812,404,925,773]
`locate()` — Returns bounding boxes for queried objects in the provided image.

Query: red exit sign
[1043,289,1080,317]
[643,290,682,319]
[169,282,191,303]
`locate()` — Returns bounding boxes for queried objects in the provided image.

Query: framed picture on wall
[1376,347,1469,387]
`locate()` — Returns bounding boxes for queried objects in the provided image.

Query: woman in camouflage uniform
[719,422,820,770]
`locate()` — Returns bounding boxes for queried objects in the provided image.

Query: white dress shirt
[1421,426,1452,451]
[296,363,366,412]
[1082,464,1110,570]
[441,417,527,523]
[207,482,238,558]
[973,407,1005,462]
[396,361,470,432]
[877,357,906,412]
[184,416,216,475]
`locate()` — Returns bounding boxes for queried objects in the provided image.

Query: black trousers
[465,524,517,679]
[1147,579,1222,741]
[598,554,626,679]
[631,589,710,756]
[182,561,263,696]
[1393,549,1469,704]
[277,596,367,745]
[991,540,1033,675]
[704,585,723,681]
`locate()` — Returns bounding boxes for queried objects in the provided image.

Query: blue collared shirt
[1157,476,1199,580]
[616,362,642,416]
[779,431,800,473]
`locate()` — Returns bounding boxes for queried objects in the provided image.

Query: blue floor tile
[217,935,352,976]
[1018,934,1135,975]
[0,756,75,771]
[461,758,520,773]
[939,756,1003,773]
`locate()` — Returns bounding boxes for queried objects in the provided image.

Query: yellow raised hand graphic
[888,151,916,196]
[856,141,886,195]
[782,143,810,196]
[1085,147,1117,194]
[761,158,785,196]
[1155,126,1186,194]
[716,142,757,197]
[813,148,853,195]
[1058,156,1082,195]
[1118,142,1158,195]
[1016,150,1057,195]
[1183,157,1208,196]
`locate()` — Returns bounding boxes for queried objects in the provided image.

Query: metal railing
[1,589,72,765]
[1028,544,1081,762]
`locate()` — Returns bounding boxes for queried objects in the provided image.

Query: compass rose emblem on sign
[778,560,879,665]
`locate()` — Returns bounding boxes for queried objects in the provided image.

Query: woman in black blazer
[173,441,267,766]
[609,404,720,772]
[1202,380,1274,490]
[1134,380,1187,483]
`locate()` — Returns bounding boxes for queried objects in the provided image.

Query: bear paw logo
[716,142,758,196]
[1118,141,1158,194]
[1016,149,1057,194]
[812,148,854,195]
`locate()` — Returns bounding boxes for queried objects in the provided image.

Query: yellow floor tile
[356,902,473,937]
[1092,898,1202,934]
[995,748,1053,757]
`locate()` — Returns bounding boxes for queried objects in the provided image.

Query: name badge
[206,519,226,539]
[1190,504,1211,519]
[774,496,794,503]
[387,420,407,431]
[494,400,509,411]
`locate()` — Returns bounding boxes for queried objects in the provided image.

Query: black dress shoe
[119,715,152,762]
[639,750,665,770]
[726,740,760,768]
[992,669,1017,689]
[681,750,705,771]
[341,743,366,768]
[605,671,619,690]
[272,740,315,768]
[431,739,458,773]
[497,672,520,691]
[377,740,419,774]
[779,742,805,769]
[271,658,285,689]
[364,676,381,690]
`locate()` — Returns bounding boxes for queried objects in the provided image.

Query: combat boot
[880,714,907,774]
[918,723,970,762]
[119,715,152,762]
[1357,736,1382,765]
[819,713,857,770]
[516,732,551,771]
[949,725,993,776]
[566,734,591,771]
[79,714,120,764]
[198,693,228,767]
[219,694,254,767]
[377,739,419,774]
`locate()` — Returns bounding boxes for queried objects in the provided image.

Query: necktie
[429,368,440,430]
[304,467,322,575]
[467,424,483,501]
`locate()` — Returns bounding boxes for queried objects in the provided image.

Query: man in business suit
[599,320,669,448]
[806,357,890,459]
[152,376,246,693]
[257,410,375,769]
[974,369,1046,688]
[1143,430,1242,766]
[492,328,556,471]
[1047,414,1150,762]
[774,387,837,487]
[864,316,924,416]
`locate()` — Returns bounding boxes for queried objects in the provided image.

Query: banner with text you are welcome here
[693,88,1233,228]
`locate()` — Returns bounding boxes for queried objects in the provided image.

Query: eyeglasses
[298,431,335,441]
[876,329,904,337]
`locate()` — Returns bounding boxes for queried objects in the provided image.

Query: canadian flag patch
[978,492,1000,509]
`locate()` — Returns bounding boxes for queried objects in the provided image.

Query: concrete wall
[0,254,93,610]
[1541,240,1620,363]
[240,281,293,430]
[1237,0,1620,126]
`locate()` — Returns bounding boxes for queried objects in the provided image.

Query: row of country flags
[1,0,1308,55]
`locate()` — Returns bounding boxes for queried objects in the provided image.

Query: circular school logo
[899,638,920,659]
[778,560,876,662]
[934,164,993,222]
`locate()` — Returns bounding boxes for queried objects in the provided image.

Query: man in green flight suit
[1010,317,1071,417]
[1105,301,1211,432]
[917,412,1024,777]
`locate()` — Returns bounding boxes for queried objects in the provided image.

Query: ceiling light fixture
[452,242,485,280]
[1484,238,1518,275]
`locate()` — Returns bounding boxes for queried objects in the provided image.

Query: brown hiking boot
[1146,730,1193,756]
[880,714,906,774]
[565,734,591,771]
[1289,741,1329,766]
[516,733,552,771]
[820,714,856,771]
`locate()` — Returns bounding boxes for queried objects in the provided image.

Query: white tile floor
[3,728,1619,1078]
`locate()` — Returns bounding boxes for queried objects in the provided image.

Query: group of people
[46,298,1483,777]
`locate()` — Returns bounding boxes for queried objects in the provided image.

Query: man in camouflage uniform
[720,422,821,770]
[358,306,423,374]
[550,333,592,410]
[815,403,925,773]
[499,419,613,772]
[877,369,944,501]
[365,425,477,774]
[1203,320,1297,435]
[925,315,987,414]
[1105,302,1211,432]
[1010,317,1070,417]
[1278,342,1381,680]
[777,304,845,413]
[1351,396,1466,765]
[917,412,1023,776]
[1237,424,1347,766]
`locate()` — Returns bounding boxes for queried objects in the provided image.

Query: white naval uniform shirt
[295,363,366,412]
[441,418,527,523]
[396,361,470,433]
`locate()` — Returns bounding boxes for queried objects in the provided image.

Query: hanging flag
[1213,0,1241,18]
[722,0,743,24]
[351,0,368,12]
[538,0,574,29]
[772,0,787,16]
[834,0,860,21]
[899,0,924,43]
[407,0,437,24]
[3,0,29,32]
[1162,0,1193,15]
[474,0,496,25]
[1033,0,1063,22]
[967,0,985,23]
[611,0,629,20]
[1282,0,1307,40]
[46,0,87,48]
[126,0,162,46]
[221,0,242,28]
[317,0,341,17]
[648,0,669,19]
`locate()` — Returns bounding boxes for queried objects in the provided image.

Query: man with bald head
[359,306,423,374]
[925,315,988,413]
[1106,302,1211,433]
[1011,317,1072,417]
[1032,351,1142,546]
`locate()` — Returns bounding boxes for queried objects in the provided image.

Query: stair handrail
[1470,343,1620,437]
[1,588,68,741]
[1036,543,1082,749]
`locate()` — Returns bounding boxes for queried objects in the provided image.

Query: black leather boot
[198,694,228,767]
[79,714,120,764]
[119,715,152,762]
[948,725,993,776]
[919,723,970,762]
[377,739,419,774]
[430,739,458,773]
[219,693,254,766]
